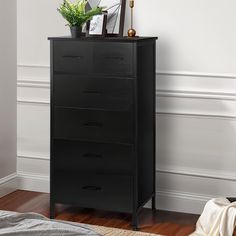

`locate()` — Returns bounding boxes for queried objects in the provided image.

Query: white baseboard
[16,170,211,214]
[16,155,236,214]
[155,190,212,214]
[1,171,211,214]
[17,171,49,193]
[143,189,211,214]
[0,173,18,198]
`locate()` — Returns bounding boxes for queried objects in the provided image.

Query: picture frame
[87,13,107,37]
[86,0,126,37]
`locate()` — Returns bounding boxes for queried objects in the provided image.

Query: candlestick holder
[127,0,136,37]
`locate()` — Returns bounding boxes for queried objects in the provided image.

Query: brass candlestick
[128,0,136,37]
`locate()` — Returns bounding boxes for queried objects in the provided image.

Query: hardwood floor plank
[175,226,196,236]
[0,190,198,236]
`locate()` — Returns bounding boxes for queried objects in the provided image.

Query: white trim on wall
[156,90,236,101]
[17,154,236,182]
[17,79,236,101]
[0,173,18,198]
[157,166,236,182]
[17,65,236,120]
[18,154,49,161]
[17,64,236,79]
[17,156,233,214]
[157,71,236,80]
[17,99,50,105]
[18,64,50,69]
[17,169,211,214]
[156,189,214,214]
[18,80,50,89]
[17,171,49,193]
[17,102,236,120]
[17,90,236,120]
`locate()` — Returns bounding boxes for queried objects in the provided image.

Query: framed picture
[87,13,107,37]
[86,0,126,36]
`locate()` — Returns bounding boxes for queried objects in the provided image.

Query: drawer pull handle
[104,56,124,61]
[82,186,102,191]
[83,153,102,159]
[63,55,84,60]
[83,90,102,95]
[83,122,103,128]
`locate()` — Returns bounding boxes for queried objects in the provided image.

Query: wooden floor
[0,190,199,236]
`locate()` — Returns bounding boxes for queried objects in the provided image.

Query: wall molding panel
[17,79,236,101]
[157,71,236,80]
[157,166,236,182]
[17,65,236,119]
[17,97,236,120]
[18,154,49,161]
[18,64,236,79]
[156,90,236,101]
[18,80,50,89]
[0,173,18,198]
[17,63,236,93]
[17,154,236,182]
[17,99,50,105]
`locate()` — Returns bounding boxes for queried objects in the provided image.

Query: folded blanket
[0,210,101,235]
[190,198,236,236]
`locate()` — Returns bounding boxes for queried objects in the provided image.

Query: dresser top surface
[48,36,158,42]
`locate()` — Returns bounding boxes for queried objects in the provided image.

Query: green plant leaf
[58,0,103,27]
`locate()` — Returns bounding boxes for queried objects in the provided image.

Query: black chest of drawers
[49,36,157,229]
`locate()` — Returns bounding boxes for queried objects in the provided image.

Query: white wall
[0,0,17,197]
[17,0,236,213]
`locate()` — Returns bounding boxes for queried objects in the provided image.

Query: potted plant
[58,0,103,38]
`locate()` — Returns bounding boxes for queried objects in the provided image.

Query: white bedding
[0,210,101,236]
[190,198,236,236]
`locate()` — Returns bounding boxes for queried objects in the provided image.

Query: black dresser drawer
[53,41,92,74]
[53,139,133,173]
[53,173,133,213]
[53,75,134,111]
[53,108,133,144]
[93,42,134,76]
[53,41,134,77]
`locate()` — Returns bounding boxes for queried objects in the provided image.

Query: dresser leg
[152,195,156,211]
[50,202,55,219]
[132,212,139,231]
